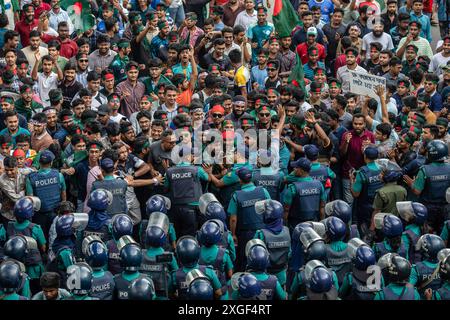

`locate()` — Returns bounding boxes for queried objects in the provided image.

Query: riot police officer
[407,140,450,234]
[299,260,339,300]
[186,270,214,300]
[231,272,262,300]
[284,158,326,231]
[114,236,151,300]
[375,255,420,300]
[304,144,336,200]
[47,213,88,286]
[64,263,99,300]
[0,261,28,300]
[409,234,445,297]
[254,199,291,287]
[324,200,359,240]
[441,188,450,247]
[397,201,429,263]
[198,220,233,300]
[339,239,382,300]
[6,197,45,294]
[171,236,222,300]
[322,216,351,286]
[373,214,409,260]
[106,214,134,275]
[164,146,211,237]
[83,236,115,300]
[425,249,450,300]
[26,150,66,238]
[198,194,236,262]
[244,239,286,300]
[84,189,113,242]
[129,277,156,300]
[140,212,178,299]
[228,167,271,271]
[2,236,32,298]
[251,150,284,201]
[351,146,384,238]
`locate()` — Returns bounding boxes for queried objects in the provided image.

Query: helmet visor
[147,212,169,235]
[396,201,414,222]
[199,193,219,214]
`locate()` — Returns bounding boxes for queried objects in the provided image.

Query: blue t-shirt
[251,66,268,88]
[308,0,334,24]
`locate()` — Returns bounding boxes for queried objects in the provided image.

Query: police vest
[28,169,61,212]
[305,286,339,300]
[359,165,383,204]
[254,274,277,300]
[252,169,282,201]
[309,164,331,188]
[91,271,115,300]
[404,229,422,263]
[114,273,148,300]
[421,164,450,204]
[139,220,172,252]
[92,179,127,216]
[46,245,73,286]
[383,284,415,300]
[166,166,203,205]
[6,222,42,266]
[350,267,380,300]
[235,187,267,232]
[199,247,227,295]
[326,245,352,285]
[415,261,441,293]
[174,265,208,300]
[106,240,122,275]
[140,250,171,298]
[83,223,112,244]
[289,179,323,224]
[437,284,450,300]
[262,227,291,274]
[374,241,408,261]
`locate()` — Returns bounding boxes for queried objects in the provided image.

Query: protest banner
[349,71,386,99]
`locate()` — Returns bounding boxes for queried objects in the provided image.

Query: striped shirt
[396,36,433,60]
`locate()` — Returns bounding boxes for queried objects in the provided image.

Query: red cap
[210,105,225,115]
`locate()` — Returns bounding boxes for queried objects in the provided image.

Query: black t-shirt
[199,53,233,71]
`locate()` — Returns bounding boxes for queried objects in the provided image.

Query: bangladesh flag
[288,54,305,92]
[272,0,300,38]
[59,0,95,34]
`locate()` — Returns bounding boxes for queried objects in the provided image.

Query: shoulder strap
[418,265,440,290]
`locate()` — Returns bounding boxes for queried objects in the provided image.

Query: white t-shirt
[362,32,394,59]
[37,72,58,107]
[429,52,450,76]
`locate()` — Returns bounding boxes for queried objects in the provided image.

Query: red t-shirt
[296,43,326,65]
[42,34,79,59]
[34,3,52,19]
[340,129,376,178]
[422,0,433,13]
[15,19,39,47]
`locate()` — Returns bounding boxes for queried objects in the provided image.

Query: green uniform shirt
[222,163,252,186]
[231,271,286,300]
[441,221,449,242]
[26,168,66,195]
[433,282,450,300]
[311,162,336,180]
[352,162,380,193]
[413,162,448,192]
[1,293,27,300]
[227,183,271,216]
[401,224,421,253]
[283,177,327,206]
[372,183,407,215]
[374,283,421,300]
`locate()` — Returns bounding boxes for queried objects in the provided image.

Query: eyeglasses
[79,59,88,62]
[259,113,271,117]
[267,68,277,71]
[212,113,223,118]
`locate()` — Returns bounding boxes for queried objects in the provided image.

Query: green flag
[272,0,300,38]
[59,0,95,34]
[288,53,305,92]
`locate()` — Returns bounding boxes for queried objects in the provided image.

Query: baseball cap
[237,167,252,182]
[39,150,55,164]
[307,27,318,36]
[291,157,311,172]
[100,158,115,171]
[364,146,379,160]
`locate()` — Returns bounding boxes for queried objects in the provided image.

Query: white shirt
[110,113,126,123]
[362,32,394,59]
[234,10,257,32]
[21,46,49,71]
[37,72,58,107]
[336,65,368,92]
[429,52,450,76]
[49,9,74,34]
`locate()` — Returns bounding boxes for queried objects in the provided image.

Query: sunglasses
[267,68,277,71]
[212,113,223,118]
[79,59,88,62]
[259,113,271,117]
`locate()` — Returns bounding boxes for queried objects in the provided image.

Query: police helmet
[176,236,201,268]
[146,195,169,215]
[67,263,93,295]
[382,215,403,238]
[324,217,347,241]
[418,234,445,262]
[354,246,376,270]
[198,220,222,247]
[146,226,167,248]
[55,214,76,237]
[309,267,333,293]
[87,189,113,211]
[129,277,155,300]
[382,170,403,183]
[4,236,28,262]
[324,200,352,224]
[306,240,327,262]
[119,243,143,271]
[188,278,214,300]
[439,253,450,281]
[255,199,284,225]
[111,214,134,240]
[386,255,411,284]
[426,140,448,162]
[246,241,270,272]
[238,273,261,299]
[85,241,108,269]
[0,261,21,293]
[205,202,227,222]
[14,197,34,220]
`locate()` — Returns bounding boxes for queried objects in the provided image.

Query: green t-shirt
[374,283,420,300]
